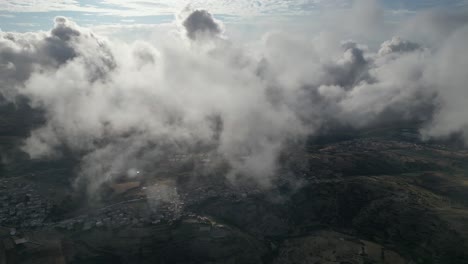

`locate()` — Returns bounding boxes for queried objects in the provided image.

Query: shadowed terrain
[1,103,468,264]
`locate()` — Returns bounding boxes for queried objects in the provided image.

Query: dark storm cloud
[182,9,223,40]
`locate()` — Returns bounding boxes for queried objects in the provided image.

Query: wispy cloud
[1,0,466,17]
[0,13,15,18]
[0,0,100,13]
[1,1,467,36]
[0,0,347,16]
[100,0,349,16]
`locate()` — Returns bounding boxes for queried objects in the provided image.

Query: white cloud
[2,5,468,196]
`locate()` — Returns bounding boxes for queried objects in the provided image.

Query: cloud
[378,36,421,56]
[420,25,468,142]
[1,8,468,196]
[181,9,224,40]
[0,16,114,99]
[399,9,468,45]
[51,16,81,41]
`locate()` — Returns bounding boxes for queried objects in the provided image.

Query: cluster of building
[50,193,185,232]
[0,179,51,229]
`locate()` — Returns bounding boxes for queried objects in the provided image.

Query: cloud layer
[1,6,468,194]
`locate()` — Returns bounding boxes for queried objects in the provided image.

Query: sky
[0,0,467,36]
